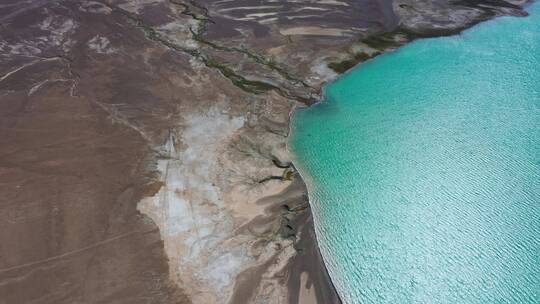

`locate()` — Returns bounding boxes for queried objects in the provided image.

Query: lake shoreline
[286,1,536,302]
[0,1,533,303]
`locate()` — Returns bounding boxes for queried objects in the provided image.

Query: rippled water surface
[290,4,539,303]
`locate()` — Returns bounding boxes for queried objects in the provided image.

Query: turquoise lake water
[290,3,539,303]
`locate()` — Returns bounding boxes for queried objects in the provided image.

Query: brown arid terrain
[0,0,530,303]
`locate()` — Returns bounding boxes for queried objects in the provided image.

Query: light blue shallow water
[290,4,540,303]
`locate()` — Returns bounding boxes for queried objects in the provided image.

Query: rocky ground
[0,0,531,303]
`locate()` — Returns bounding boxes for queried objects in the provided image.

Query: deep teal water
[290,4,539,303]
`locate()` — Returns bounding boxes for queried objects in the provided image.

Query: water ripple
[291,3,540,303]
